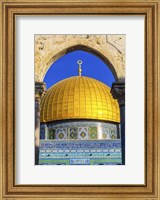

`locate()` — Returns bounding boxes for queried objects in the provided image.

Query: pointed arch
[35,37,125,82]
[41,45,118,82]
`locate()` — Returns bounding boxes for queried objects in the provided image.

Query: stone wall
[35,34,125,82]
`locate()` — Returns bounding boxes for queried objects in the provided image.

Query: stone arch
[35,35,125,82]
[44,45,118,82]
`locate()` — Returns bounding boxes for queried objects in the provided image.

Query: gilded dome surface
[40,76,120,123]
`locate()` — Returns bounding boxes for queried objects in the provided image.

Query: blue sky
[44,50,115,89]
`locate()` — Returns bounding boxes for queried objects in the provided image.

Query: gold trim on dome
[40,76,120,123]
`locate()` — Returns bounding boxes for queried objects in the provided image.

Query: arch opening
[43,46,118,89]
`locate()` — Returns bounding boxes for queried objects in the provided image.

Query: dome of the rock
[40,76,120,123]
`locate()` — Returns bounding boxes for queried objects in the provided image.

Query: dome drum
[40,120,120,140]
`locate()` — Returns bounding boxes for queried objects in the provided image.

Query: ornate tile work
[48,120,118,129]
[44,120,119,140]
[40,120,121,165]
[68,127,78,139]
[40,124,48,139]
[39,140,122,165]
[40,140,121,149]
[102,128,109,139]
[70,159,90,165]
[89,127,97,139]
[55,128,67,140]
[110,129,117,139]
[48,129,55,139]
[78,127,88,140]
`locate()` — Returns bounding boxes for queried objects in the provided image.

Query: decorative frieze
[39,139,122,165]
[41,120,119,140]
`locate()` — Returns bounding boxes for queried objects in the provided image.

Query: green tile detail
[59,132,64,139]
[39,159,69,165]
[68,127,78,139]
[89,127,97,139]
[48,129,55,139]
[110,130,116,139]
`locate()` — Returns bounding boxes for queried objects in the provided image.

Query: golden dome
[40,76,120,123]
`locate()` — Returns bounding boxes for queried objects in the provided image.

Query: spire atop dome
[77,60,82,76]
